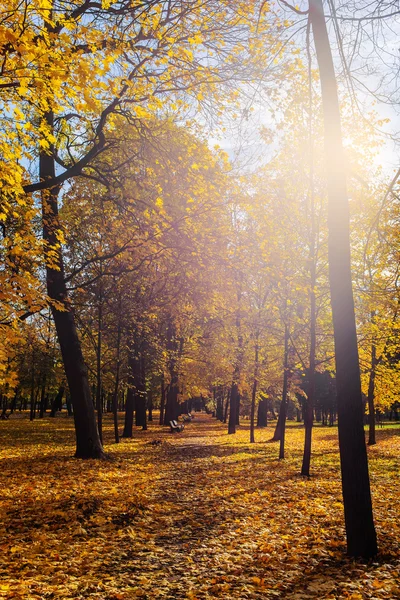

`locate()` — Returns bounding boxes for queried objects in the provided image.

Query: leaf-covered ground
[0,414,399,600]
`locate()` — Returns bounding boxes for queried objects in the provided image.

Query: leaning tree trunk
[40,111,104,459]
[309,0,377,558]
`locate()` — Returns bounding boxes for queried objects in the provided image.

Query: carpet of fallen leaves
[0,413,399,600]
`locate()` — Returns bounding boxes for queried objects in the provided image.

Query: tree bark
[40,110,104,458]
[250,339,259,443]
[272,325,289,449]
[164,324,182,425]
[228,378,239,435]
[112,294,122,443]
[367,340,377,446]
[309,0,377,558]
[122,340,137,438]
[95,274,103,444]
[159,374,166,425]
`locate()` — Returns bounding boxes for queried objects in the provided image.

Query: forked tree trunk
[310,0,377,558]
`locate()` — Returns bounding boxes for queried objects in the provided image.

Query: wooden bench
[170,420,184,433]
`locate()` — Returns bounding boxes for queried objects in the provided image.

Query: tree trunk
[164,324,181,425]
[112,297,122,444]
[367,341,377,446]
[250,340,259,443]
[159,374,166,425]
[223,388,230,423]
[257,398,268,427]
[228,378,238,434]
[135,351,147,430]
[40,110,104,458]
[95,275,103,444]
[216,386,224,422]
[122,341,137,438]
[309,0,377,558]
[272,325,289,447]
[29,348,35,421]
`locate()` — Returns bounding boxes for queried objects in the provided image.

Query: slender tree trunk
[159,374,166,425]
[309,0,377,558]
[272,325,289,446]
[228,289,243,435]
[148,389,153,422]
[29,348,35,421]
[216,386,224,421]
[301,45,316,477]
[250,339,259,444]
[223,388,230,423]
[122,339,137,438]
[112,296,122,443]
[367,341,377,446]
[96,275,103,444]
[228,378,238,434]
[164,324,182,424]
[40,110,104,458]
[279,325,289,459]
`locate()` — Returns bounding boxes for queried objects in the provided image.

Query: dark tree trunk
[216,386,224,422]
[10,388,18,415]
[40,110,104,458]
[250,341,259,443]
[148,389,153,422]
[95,276,103,444]
[272,325,289,449]
[310,0,377,558]
[257,398,268,427]
[29,350,36,422]
[223,388,230,423]
[159,374,166,425]
[235,392,240,426]
[135,352,147,430]
[164,324,182,425]
[39,375,47,418]
[122,343,136,438]
[228,378,239,434]
[367,341,377,446]
[279,325,289,460]
[50,386,65,417]
[112,297,122,444]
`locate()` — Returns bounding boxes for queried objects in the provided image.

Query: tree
[309,0,377,558]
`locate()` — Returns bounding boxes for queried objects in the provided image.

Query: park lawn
[0,414,399,600]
